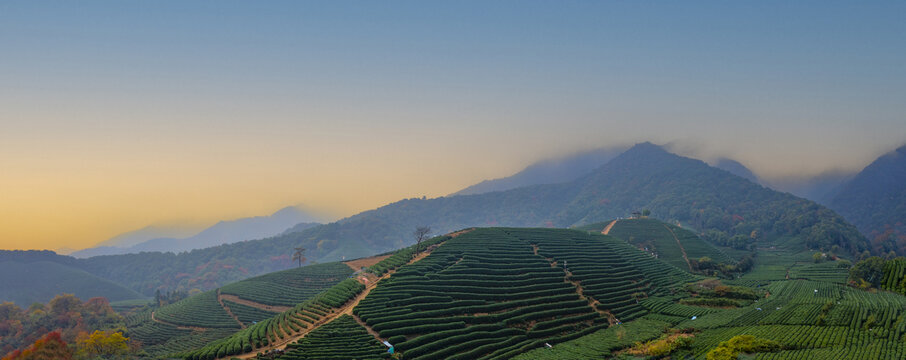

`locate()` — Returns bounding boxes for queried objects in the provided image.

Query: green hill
[829,144,906,255]
[519,278,906,359]
[127,261,354,358]
[350,228,694,359]
[0,258,144,306]
[180,227,694,359]
[160,227,906,359]
[581,218,734,271]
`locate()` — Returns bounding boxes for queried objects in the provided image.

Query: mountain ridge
[71,206,323,258]
[72,142,868,297]
[828,144,906,254]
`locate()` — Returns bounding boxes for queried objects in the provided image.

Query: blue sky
[1,1,905,249]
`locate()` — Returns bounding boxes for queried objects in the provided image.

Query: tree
[76,330,129,359]
[849,256,886,287]
[292,247,306,268]
[413,226,431,256]
[3,331,72,360]
[642,209,651,217]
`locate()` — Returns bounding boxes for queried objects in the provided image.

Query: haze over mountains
[451,146,627,196]
[827,144,906,254]
[70,206,324,258]
[5,141,900,305]
[40,142,862,298]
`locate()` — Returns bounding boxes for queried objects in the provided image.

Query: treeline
[0,295,133,359]
[849,256,906,294]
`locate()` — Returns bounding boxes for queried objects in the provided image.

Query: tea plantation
[140,226,906,360]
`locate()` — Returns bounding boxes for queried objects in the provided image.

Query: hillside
[0,256,143,305]
[133,227,906,359]
[828,144,906,255]
[581,218,734,271]
[516,277,906,359]
[125,262,355,358]
[452,146,626,196]
[713,158,759,184]
[181,227,695,359]
[75,142,867,297]
[72,206,323,258]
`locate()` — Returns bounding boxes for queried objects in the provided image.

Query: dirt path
[150,311,210,331]
[662,224,692,271]
[353,314,388,344]
[219,294,291,313]
[344,254,392,271]
[563,267,620,325]
[446,228,476,238]
[601,220,618,235]
[224,243,443,359]
[215,289,247,328]
[534,243,619,326]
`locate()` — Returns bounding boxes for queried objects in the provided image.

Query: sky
[1,1,905,251]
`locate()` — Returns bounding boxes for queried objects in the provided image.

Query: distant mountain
[765,171,855,204]
[451,146,627,196]
[98,225,202,248]
[0,250,143,305]
[281,221,323,235]
[828,144,906,254]
[76,142,866,296]
[713,158,759,184]
[71,206,323,258]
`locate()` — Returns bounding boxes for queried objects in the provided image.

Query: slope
[713,158,759,184]
[519,276,906,359]
[127,262,355,357]
[0,259,144,305]
[828,144,906,254]
[581,218,734,271]
[452,146,626,196]
[350,228,695,359]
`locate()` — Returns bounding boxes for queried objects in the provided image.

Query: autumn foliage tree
[0,295,124,359]
[1,331,72,360]
[75,330,130,359]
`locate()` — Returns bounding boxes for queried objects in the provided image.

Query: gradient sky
[1,1,905,251]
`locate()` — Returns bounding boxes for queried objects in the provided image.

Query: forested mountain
[451,146,626,195]
[72,142,866,297]
[0,251,143,305]
[828,144,906,254]
[71,206,322,258]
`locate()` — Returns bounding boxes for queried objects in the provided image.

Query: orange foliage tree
[1,331,72,360]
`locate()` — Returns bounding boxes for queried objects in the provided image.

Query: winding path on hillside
[535,244,621,325]
[150,310,211,331]
[601,219,618,235]
[218,293,291,313]
[215,289,248,328]
[224,244,444,360]
[662,224,692,271]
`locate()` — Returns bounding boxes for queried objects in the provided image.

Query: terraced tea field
[352,228,693,359]
[276,315,389,360]
[582,218,734,270]
[145,227,906,360]
[127,261,355,358]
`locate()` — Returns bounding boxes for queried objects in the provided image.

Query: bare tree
[292,247,306,268]
[413,226,431,256]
